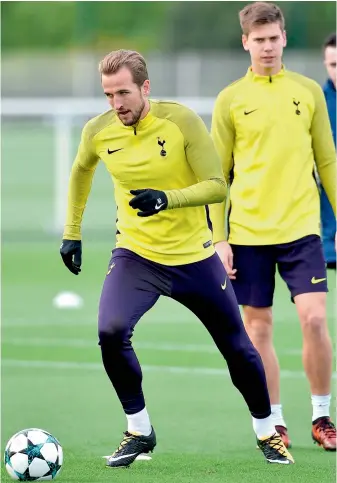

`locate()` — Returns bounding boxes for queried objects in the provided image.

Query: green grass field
[1,241,336,483]
[2,121,336,481]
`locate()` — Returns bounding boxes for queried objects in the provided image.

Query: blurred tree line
[2,1,336,52]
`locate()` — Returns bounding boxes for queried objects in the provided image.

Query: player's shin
[214,326,294,462]
[99,335,157,466]
[99,333,147,417]
[224,334,272,430]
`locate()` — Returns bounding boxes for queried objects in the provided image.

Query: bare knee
[300,310,327,337]
[295,294,328,338]
[243,306,273,344]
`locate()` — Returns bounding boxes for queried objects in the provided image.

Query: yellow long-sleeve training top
[63,100,227,265]
[210,67,336,245]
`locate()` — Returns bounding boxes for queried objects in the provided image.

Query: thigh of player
[276,235,328,300]
[230,244,276,308]
[170,254,245,340]
[98,248,170,340]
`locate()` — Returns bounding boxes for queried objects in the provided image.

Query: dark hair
[324,33,336,49]
[239,2,285,36]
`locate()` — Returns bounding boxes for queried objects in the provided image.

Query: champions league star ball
[4,429,63,481]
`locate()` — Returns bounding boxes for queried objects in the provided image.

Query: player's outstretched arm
[60,123,99,274]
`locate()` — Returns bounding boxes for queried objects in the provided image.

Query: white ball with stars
[4,428,63,481]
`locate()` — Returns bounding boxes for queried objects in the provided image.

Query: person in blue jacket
[321,33,336,269]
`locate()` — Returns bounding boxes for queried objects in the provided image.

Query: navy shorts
[230,235,328,307]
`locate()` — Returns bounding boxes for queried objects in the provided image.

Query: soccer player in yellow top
[210,2,336,451]
[60,50,294,467]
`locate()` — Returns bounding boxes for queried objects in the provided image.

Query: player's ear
[282,30,287,48]
[142,79,150,97]
[242,34,249,51]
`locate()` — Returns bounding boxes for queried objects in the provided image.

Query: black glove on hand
[60,240,82,275]
[129,189,168,217]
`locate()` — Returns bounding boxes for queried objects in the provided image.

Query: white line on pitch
[3,359,335,379]
[2,337,303,356]
[1,317,198,327]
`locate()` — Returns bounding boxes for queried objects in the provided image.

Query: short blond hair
[239,2,285,36]
[98,49,149,86]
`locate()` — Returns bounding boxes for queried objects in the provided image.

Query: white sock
[252,415,276,439]
[271,404,287,428]
[126,407,151,436]
[311,394,331,422]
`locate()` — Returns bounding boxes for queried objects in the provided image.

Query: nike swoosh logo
[108,452,138,462]
[221,279,227,290]
[155,203,165,210]
[244,109,258,115]
[311,277,327,284]
[107,148,123,154]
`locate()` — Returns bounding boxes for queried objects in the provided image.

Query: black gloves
[129,189,168,217]
[60,240,82,275]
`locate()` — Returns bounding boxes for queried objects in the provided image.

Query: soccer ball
[4,428,63,481]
